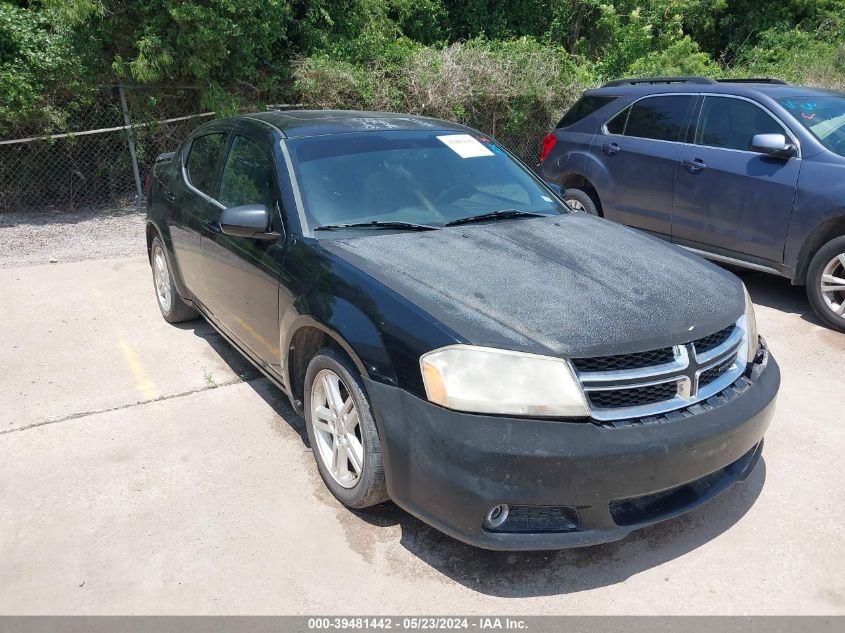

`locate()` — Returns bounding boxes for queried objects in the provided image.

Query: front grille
[575,320,745,421]
[587,382,678,409]
[699,354,737,388]
[571,347,675,372]
[693,325,735,354]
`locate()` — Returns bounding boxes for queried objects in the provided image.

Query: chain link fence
[465,108,553,170]
[0,86,554,214]
[0,86,211,213]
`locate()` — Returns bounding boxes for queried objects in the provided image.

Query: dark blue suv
[541,76,845,331]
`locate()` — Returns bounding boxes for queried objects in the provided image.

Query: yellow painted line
[117,336,160,400]
[88,288,160,401]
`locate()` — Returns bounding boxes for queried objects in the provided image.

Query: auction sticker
[437,134,495,158]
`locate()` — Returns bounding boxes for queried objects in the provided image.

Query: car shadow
[174,318,310,446]
[727,268,822,327]
[349,459,765,597]
[175,304,767,598]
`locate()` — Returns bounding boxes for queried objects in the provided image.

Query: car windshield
[287,131,566,232]
[779,96,845,157]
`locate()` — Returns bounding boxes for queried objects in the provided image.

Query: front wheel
[806,235,845,332]
[304,347,388,508]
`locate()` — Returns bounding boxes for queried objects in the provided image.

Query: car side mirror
[219,204,280,240]
[750,133,796,159]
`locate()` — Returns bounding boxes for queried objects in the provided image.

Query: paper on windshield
[437,134,495,158]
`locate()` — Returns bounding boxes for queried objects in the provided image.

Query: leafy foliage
[3,0,845,136]
[0,2,89,134]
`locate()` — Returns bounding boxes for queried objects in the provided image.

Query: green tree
[0,1,89,134]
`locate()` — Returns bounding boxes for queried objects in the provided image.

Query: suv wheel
[563,187,601,216]
[806,236,845,332]
[304,346,388,509]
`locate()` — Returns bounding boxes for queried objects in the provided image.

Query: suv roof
[588,76,843,99]
[601,76,786,87]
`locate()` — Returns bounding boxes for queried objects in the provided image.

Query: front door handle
[682,158,707,173]
[602,142,621,156]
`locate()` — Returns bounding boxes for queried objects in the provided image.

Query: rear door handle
[602,142,621,156]
[682,158,707,173]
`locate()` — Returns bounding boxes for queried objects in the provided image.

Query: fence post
[118,83,144,208]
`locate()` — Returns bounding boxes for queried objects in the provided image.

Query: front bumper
[365,345,779,550]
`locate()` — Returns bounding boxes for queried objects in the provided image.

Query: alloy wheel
[820,253,845,317]
[152,244,172,313]
[310,369,364,489]
[565,198,586,212]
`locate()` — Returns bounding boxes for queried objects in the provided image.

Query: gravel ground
[0,205,146,269]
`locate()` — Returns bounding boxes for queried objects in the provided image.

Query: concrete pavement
[1,256,843,614]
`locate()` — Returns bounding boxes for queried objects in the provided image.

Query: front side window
[219,135,276,209]
[288,131,566,231]
[779,95,845,157]
[695,96,786,151]
[620,95,695,142]
[185,132,226,196]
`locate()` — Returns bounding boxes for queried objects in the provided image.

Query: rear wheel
[563,187,601,216]
[304,347,388,509]
[150,236,198,323]
[806,236,845,332]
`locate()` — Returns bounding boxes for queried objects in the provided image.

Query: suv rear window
[556,96,618,128]
[606,95,694,142]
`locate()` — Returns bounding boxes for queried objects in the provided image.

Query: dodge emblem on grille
[678,343,701,399]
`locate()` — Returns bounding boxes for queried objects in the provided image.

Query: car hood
[320,214,745,357]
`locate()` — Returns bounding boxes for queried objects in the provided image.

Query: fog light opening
[484,504,509,529]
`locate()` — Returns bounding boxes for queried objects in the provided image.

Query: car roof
[229,109,474,138]
[585,79,844,99]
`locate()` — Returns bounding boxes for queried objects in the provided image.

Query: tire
[563,187,602,216]
[304,346,388,509]
[150,236,199,323]
[806,235,845,332]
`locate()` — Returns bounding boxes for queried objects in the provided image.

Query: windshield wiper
[444,209,547,227]
[314,221,439,232]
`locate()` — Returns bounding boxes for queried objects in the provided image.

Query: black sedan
[145,110,779,550]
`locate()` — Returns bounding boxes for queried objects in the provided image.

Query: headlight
[419,345,589,417]
[741,285,760,362]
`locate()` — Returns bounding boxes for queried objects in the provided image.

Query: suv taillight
[540,133,557,163]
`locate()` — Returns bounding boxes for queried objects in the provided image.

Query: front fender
[279,238,464,406]
[283,301,395,388]
[785,154,845,277]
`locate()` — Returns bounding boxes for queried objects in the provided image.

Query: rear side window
[185,132,226,197]
[556,95,618,128]
[695,96,786,151]
[606,107,628,134]
[608,95,694,142]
